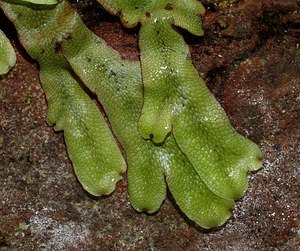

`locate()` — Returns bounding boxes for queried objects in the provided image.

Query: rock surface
[0,0,299,250]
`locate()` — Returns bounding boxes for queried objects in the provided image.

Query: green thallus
[98,0,205,144]
[0,0,262,228]
[0,29,16,75]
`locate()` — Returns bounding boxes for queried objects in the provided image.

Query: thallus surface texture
[0,0,262,229]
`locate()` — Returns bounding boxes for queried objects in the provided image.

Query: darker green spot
[165,3,173,10]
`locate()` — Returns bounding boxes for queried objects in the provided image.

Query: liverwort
[0,0,262,228]
[0,1,126,196]
[97,0,205,143]
[97,0,262,200]
[0,29,16,75]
